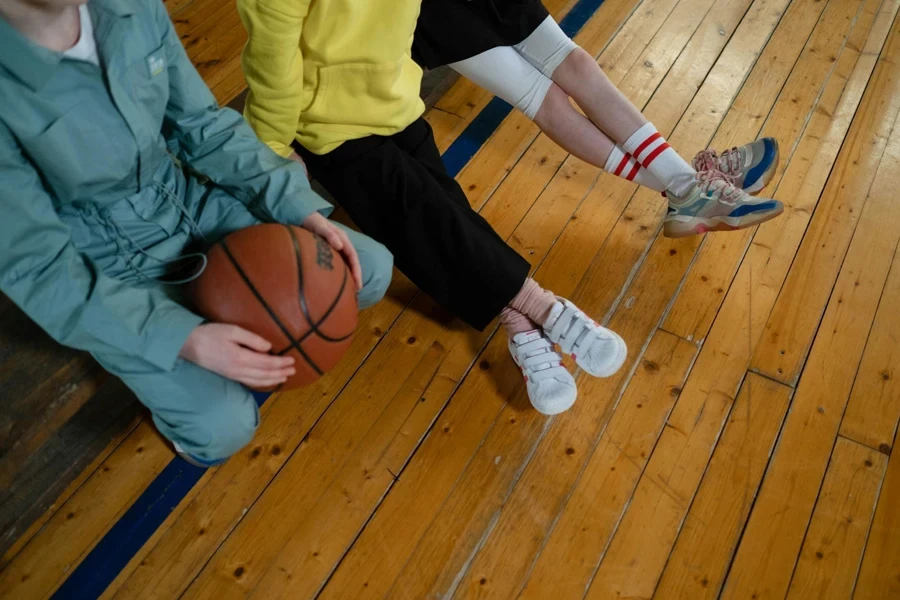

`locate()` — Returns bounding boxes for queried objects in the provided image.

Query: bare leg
[450,44,665,191]
[533,83,617,167]
[550,47,647,143]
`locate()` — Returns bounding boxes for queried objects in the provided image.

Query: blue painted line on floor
[51,0,607,596]
[441,97,515,178]
[559,0,606,36]
[53,460,207,599]
[52,393,267,600]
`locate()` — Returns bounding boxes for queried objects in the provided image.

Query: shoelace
[696,169,742,206]
[694,146,746,176]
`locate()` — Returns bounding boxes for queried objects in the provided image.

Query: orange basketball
[189,224,357,390]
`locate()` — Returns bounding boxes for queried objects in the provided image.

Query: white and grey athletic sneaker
[664,169,784,238]
[693,137,780,195]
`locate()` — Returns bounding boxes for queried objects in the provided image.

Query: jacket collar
[0,0,135,91]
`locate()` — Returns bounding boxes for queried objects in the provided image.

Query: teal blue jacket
[0,0,331,371]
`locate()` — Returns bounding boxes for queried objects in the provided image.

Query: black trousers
[297,119,530,331]
[413,0,550,69]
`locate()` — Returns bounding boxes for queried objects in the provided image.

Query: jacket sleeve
[236,0,311,158]
[0,125,204,371]
[153,0,330,226]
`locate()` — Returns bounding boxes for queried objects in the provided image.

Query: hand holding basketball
[188,223,359,391]
[302,212,363,290]
[180,323,296,388]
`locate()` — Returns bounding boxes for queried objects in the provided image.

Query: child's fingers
[239,366,296,381]
[230,326,272,352]
[240,375,289,388]
[325,228,344,251]
[237,349,294,370]
[335,230,363,289]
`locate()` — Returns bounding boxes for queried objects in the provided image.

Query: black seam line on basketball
[220,239,324,376]
[283,224,354,344]
[274,263,353,356]
[278,226,354,348]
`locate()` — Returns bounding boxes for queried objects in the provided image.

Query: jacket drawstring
[103,182,209,285]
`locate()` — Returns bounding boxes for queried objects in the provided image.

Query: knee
[357,240,393,309]
[535,83,571,125]
[193,396,259,462]
[563,46,600,80]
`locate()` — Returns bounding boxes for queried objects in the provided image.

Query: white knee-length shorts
[449,17,579,119]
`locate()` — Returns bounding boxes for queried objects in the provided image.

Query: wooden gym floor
[3,0,900,597]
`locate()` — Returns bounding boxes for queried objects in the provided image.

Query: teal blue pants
[70,174,393,463]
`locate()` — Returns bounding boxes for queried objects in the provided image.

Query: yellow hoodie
[237,0,426,156]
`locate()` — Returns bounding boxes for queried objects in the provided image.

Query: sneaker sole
[663,203,785,238]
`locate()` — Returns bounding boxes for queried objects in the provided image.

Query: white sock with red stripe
[603,146,666,192]
[622,123,696,196]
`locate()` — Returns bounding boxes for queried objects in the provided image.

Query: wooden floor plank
[0,422,175,598]
[595,0,682,84]
[245,333,486,600]
[518,0,862,594]
[720,95,900,599]
[549,5,894,597]
[409,333,697,600]
[0,355,106,488]
[0,379,141,570]
[516,339,698,600]
[473,134,571,234]
[424,108,464,150]
[839,235,900,453]
[751,7,900,384]
[0,411,141,572]
[661,0,880,342]
[652,377,790,600]
[854,430,900,598]
[208,53,246,105]
[593,374,790,600]
[786,437,887,600]
[614,0,721,104]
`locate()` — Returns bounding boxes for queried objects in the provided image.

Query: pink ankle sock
[499,307,537,338]
[509,278,558,326]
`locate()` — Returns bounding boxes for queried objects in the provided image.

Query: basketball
[189,224,358,391]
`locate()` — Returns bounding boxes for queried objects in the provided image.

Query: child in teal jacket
[0,0,393,465]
